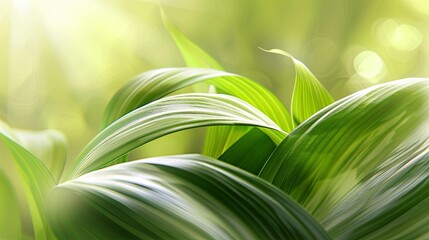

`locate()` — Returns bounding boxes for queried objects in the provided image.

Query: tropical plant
[1,13,428,240]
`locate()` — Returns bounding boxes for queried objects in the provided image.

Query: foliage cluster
[1,14,428,240]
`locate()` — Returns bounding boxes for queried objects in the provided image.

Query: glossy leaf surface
[49,155,330,240]
[69,93,285,180]
[262,49,334,126]
[260,78,429,239]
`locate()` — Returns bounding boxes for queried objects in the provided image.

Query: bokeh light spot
[353,51,385,81]
[391,24,423,51]
[376,19,423,51]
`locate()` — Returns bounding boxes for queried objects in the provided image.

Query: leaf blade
[219,128,276,175]
[0,120,67,182]
[49,154,330,240]
[103,68,291,131]
[259,78,429,238]
[0,132,56,239]
[262,48,334,126]
[102,67,291,159]
[14,129,67,181]
[162,12,292,157]
[161,8,224,70]
[68,93,286,180]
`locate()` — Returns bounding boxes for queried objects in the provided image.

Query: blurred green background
[1,0,428,161]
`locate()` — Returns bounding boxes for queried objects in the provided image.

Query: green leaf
[201,126,244,158]
[161,8,224,70]
[202,75,291,156]
[14,129,67,181]
[103,68,291,131]
[68,93,286,180]
[163,8,233,158]
[219,128,276,175]
[323,148,429,240]
[262,49,334,126]
[48,154,330,240]
[102,67,291,159]
[0,120,67,181]
[0,133,56,239]
[259,78,429,238]
[0,170,21,240]
[162,12,292,157]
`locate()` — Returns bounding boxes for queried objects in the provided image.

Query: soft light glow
[390,24,423,51]
[353,51,385,81]
[11,0,31,12]
[376,19,423,51]
[404,0,429,15]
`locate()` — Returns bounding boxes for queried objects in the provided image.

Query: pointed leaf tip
[262,48,334,126]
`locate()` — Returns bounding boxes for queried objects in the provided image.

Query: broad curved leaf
[102,68,291,132]
[0,133,56,239]
[219,128,276,175]
[161,12,292,157]
[262,49,334,126]
[259,78,429,238]
[101,67,290,162]
[323,145,429,240]
[14,129,67,181]
[0,120,67,181]
[0,170,21,240]
[163,9,237,157]
[48,154,330,240]
[67,93,286,180]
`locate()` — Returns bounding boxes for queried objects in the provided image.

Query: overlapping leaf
[0,121,65,238]
[163,10,236,158]
[262,49,334,126]
[102,68,290,130]
[0,120,67,181]
[259,78,429,238]
[219,128,276,175]
[48,154,330,240]
[68,93,286,180]
[102,67,290,160]
[161,12,292,157]
[0,133,56,239]
[13,129,67,181]
[323,144,429,239]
